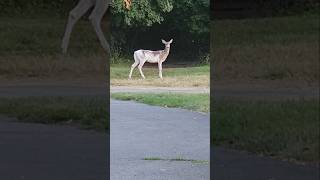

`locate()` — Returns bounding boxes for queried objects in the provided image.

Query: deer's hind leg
[62,0,93,53]
[129,52,140,79]
[129,61,139,79]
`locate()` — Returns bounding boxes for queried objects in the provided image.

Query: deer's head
[162,39,173,48]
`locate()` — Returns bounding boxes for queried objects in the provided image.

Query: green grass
[0,55,108,79]
[0,17,104,55]
[212,14,319,81]
[111,93,210,113]
[0,17,108,79]
[212,15,319,47]
[111,65,210,87]
[212,99,319,163]
[111,64,209,79]
[0,96,108,131]
[143,157,209,164]
[143,157,162,161]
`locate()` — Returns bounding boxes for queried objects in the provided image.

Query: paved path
[212,147,319,180]
[110,100,210,180]
[1,83,317,100]
[0,117,108,180]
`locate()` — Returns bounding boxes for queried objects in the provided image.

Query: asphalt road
[0,116,108,180]
[212,147,319,180]
[110,100,210,180]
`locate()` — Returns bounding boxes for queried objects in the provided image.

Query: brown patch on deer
[160,51,169,62]
[151,51,162,56]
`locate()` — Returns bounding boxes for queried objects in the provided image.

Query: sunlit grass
[111,93,209,113]
[111,65,210,87]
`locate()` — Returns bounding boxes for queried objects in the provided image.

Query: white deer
[129,39,173,79]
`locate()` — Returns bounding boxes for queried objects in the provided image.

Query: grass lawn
[212,99,319,164]
[212,14,319,81]
[0,17,102,55]
[0,96,108,131]
[111,64,209,87]
[111,93,210,113]
[0,17,108,79]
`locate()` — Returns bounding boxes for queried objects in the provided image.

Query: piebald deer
[129,39,173,79]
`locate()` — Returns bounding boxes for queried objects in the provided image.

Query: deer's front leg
[158,62,163,79]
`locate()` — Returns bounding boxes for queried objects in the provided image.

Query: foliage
[111,0,174,27]
[111,0,210,60]
[167,0,209,34]
[111,0,209,33]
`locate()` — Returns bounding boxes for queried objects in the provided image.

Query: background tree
[111,0,210,62]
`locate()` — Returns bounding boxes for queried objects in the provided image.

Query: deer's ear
[169,39,173,43]
[161,39,166,44]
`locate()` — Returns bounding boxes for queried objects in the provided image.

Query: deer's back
[134,49,162,63]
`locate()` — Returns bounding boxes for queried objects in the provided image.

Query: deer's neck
[160,46,170,62]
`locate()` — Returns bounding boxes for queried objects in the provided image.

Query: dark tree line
[211,0,319,19]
